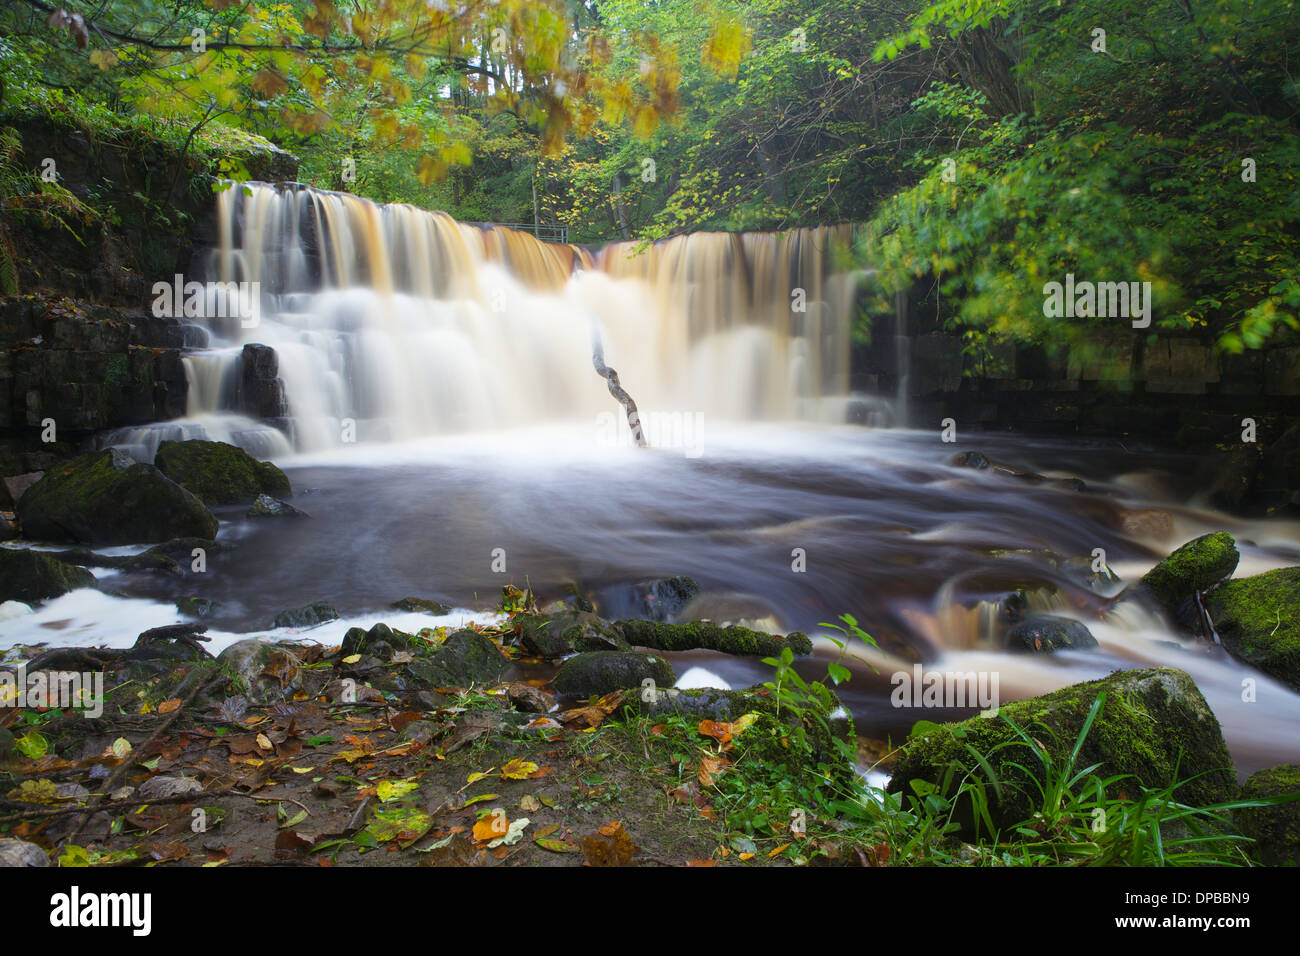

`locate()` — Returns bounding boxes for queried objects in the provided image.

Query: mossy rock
[619,619,814,657]
[518,611,628,658]
[1233,764,1300,865]
[176,596,220,619]
[0,726,14,756]
[154,439,290,506]
[619,684,853,782]
[887,667,1236,834]
[1207,567,1300,692]
[0,548,95,603]
[391,597,451,615]
[341,622,414,661]
[247,494,308,518]
[215,640,304,705]
[408,630,508,688]
[16,448,218,545]
[553,651,675,698]
[1137,531,1239,614]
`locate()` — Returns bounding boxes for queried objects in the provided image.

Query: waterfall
[120,183,863,457]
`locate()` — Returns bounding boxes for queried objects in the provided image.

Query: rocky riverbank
[1,455,1298,865]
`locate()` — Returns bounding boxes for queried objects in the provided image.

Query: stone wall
[852,286,1299,446]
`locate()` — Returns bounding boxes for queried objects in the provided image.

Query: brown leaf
[579,821,638,867]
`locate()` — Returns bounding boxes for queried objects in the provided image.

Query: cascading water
[32,184,1299,776]
[137,182,859,455]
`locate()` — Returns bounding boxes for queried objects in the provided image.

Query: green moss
[16,448,218,544]
[553,651,676,698]
[619,619,814,657]
[0,548,96,603]
[1138,531,1239,611]
[1233,764,1300,865]
[888,667,1236,830]
[154,439,291,506]
[1207,567,1300,691]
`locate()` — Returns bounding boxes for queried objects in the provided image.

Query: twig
[63,674,222,844]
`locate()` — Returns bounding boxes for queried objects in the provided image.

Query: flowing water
[5,183,1299,776]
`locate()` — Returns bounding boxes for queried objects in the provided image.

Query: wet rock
[237,344,287,419]
[272,601,338,629]
[215,639,304,705]
[391,596,451,615]
[626,575,702,621]
[1234,764,1300,865]
[1137,531,1239,615]
[408,630,508,688]
[0,838,49,867]
[518,610,629,658]
[505,681,554,714]
[0,513,16,542]
[619,619,814,657]
[141,536,230,562]
[553,651,676,698]
[16,448,218,545]
[0,548,95,603]
[136,776,204,800]
[1007,615,1099,652]
[0,726,13,755]
[176,596,220,619]
[888,667,1236,834]
[1206,567,1300,692]
[340,622,411,661]
[247,493,309,518]
[1118,508,1175,540]
[154,439,290,505]
[45,546,179,575]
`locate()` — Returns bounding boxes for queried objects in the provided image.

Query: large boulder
[1136,531,1239,615]
[553,651,676,698]
[16,449,217,545]
[1207,567,1300,692]
[887,667,1236,833]
[0,549,95,603]
[1233,764,1300,866]
[154,439,290,505]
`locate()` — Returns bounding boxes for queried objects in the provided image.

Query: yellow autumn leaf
[376,779,419,802]
[110,738,131,760]
[256,733,273,751]
[342,654,361,664]
[466,770,494,785]
[732,712,759,735]
[500,759,538,780]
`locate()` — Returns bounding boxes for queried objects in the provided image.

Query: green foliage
[861,0,1300,352]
